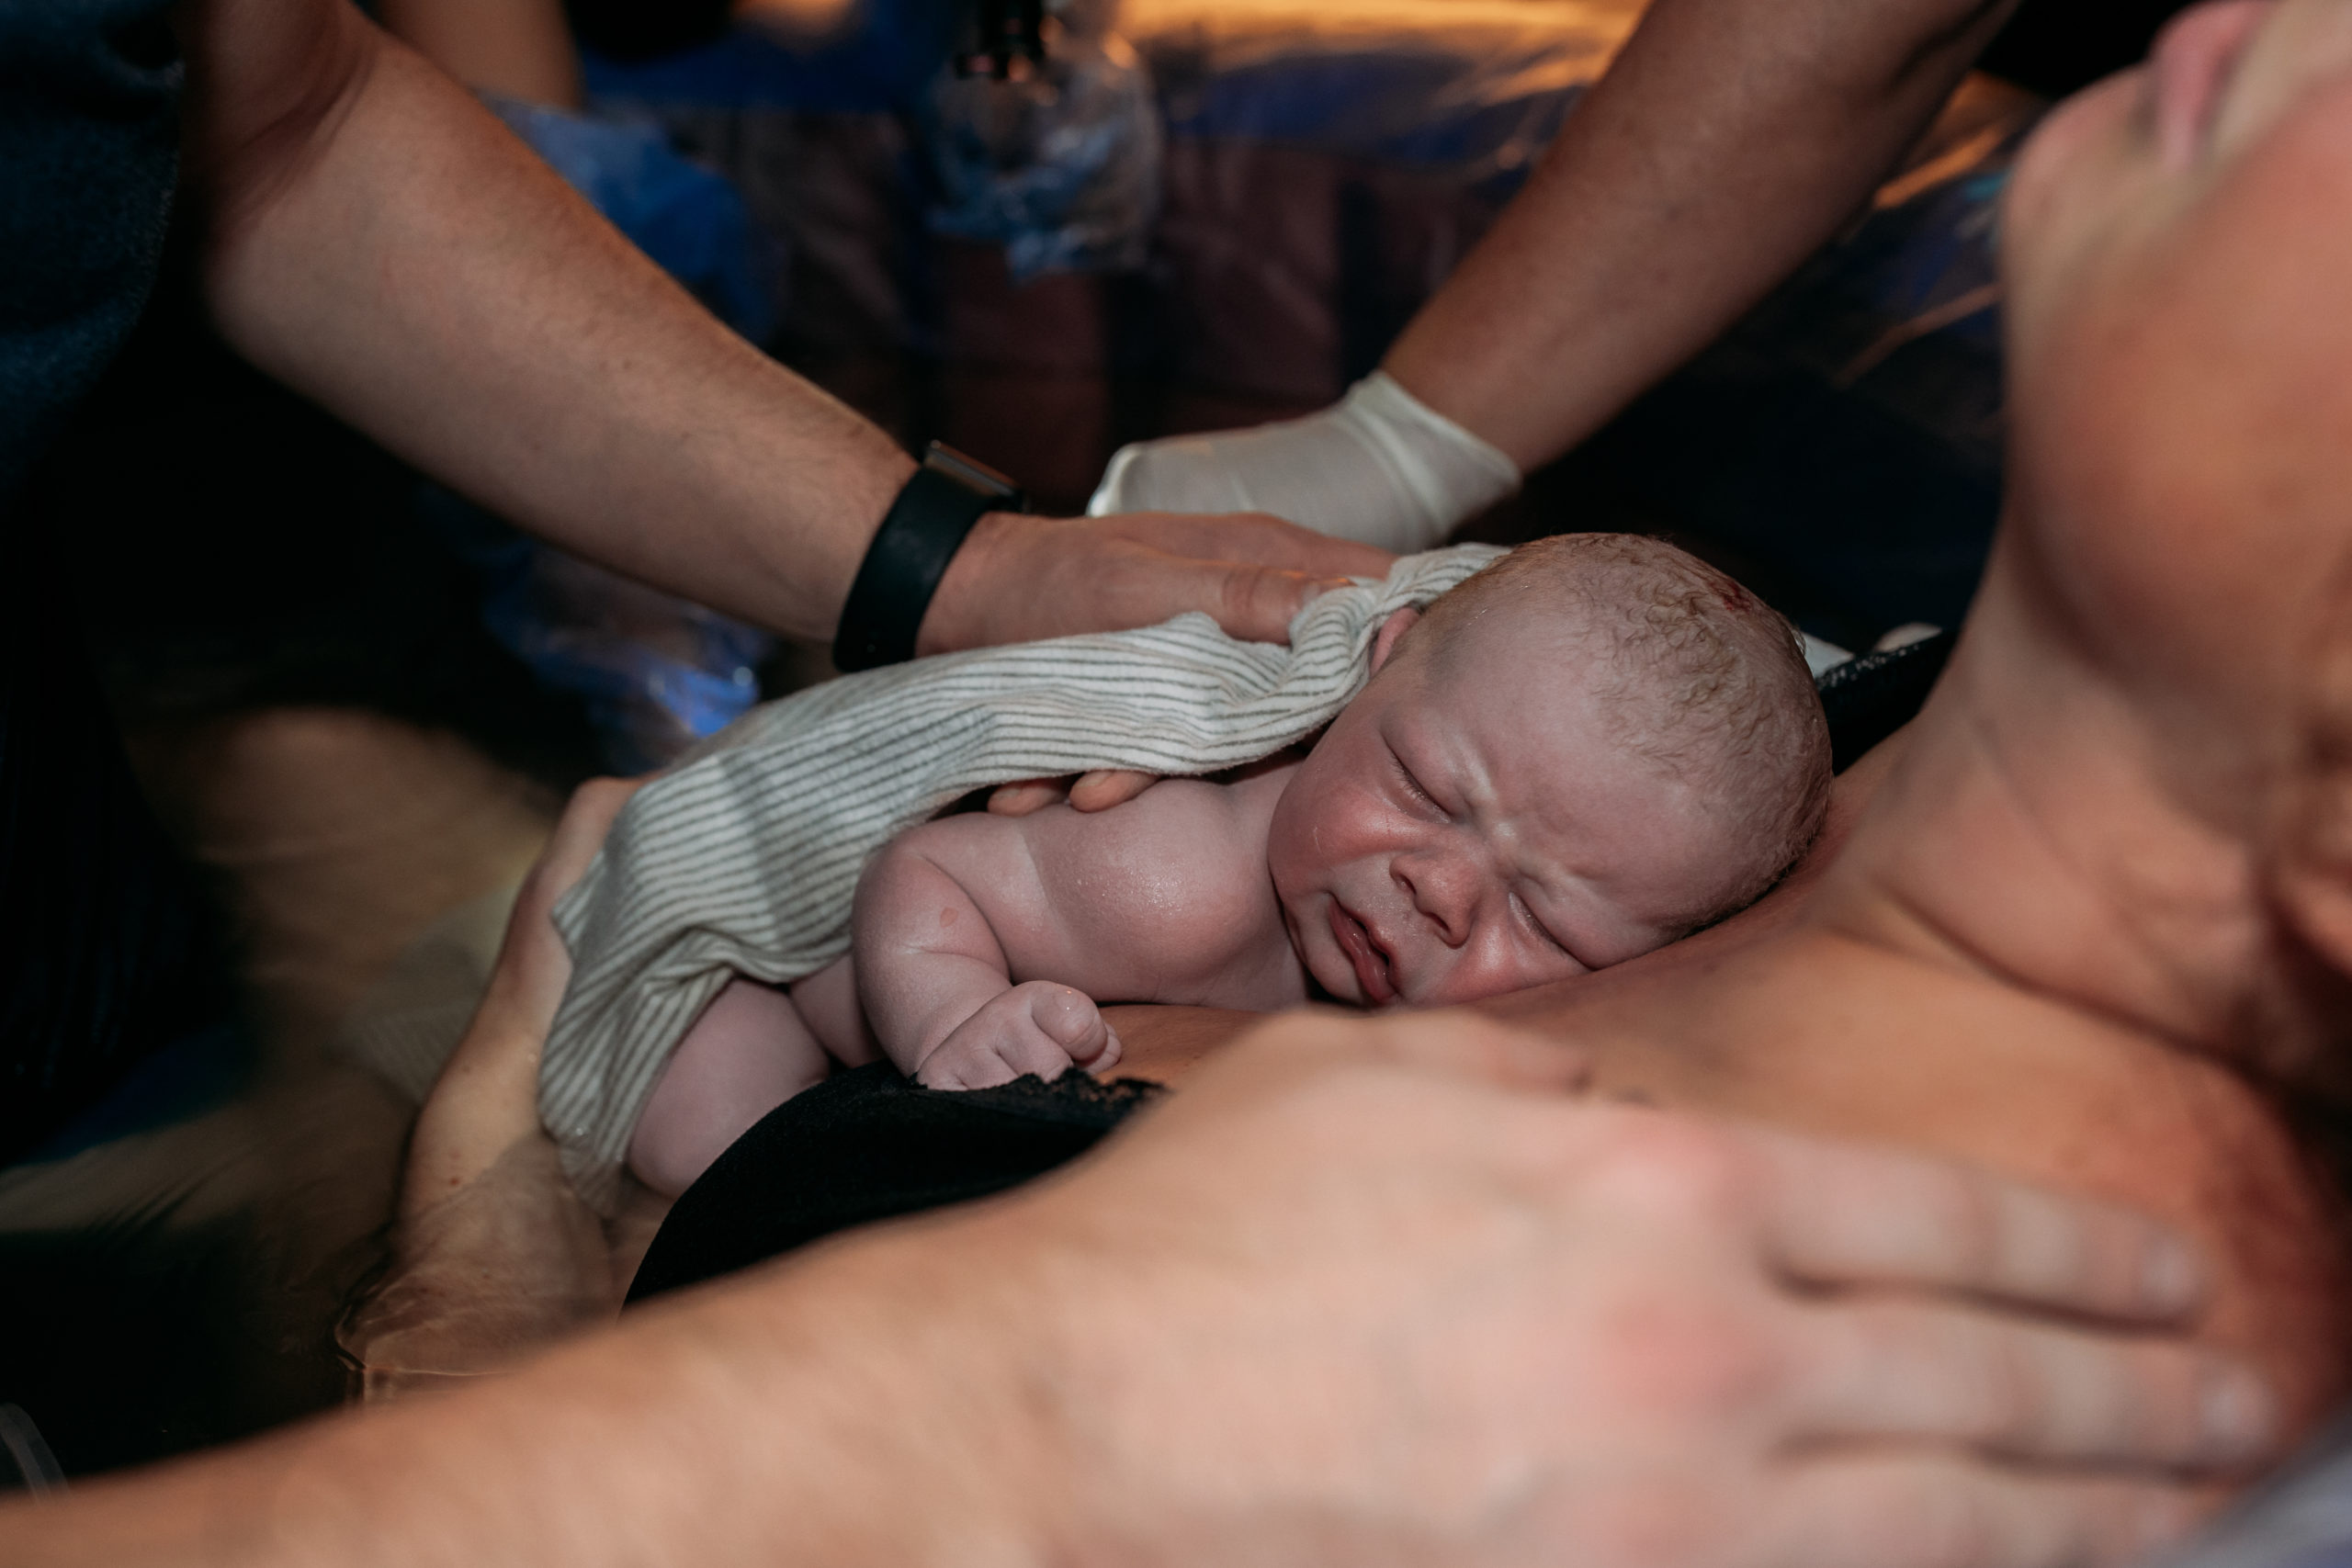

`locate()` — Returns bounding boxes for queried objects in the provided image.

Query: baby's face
[1267,615,1745,1009]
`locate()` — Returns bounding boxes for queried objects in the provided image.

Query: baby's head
[1268,534,1831,1007]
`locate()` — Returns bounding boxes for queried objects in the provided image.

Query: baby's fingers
[1025,984,1114,1068]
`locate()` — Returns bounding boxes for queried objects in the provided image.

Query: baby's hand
[915,982,1124,1090]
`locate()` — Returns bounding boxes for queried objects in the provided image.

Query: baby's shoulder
[1045,773,1269,862]
[1022,775,1285,985]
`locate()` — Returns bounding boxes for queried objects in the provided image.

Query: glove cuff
[1334,372,1522,551]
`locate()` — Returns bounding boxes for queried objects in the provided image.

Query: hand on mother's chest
[1109,721,2352,1432]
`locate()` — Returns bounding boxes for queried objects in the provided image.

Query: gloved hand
[1088,371,1521,553]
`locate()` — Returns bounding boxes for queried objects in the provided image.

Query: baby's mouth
[1328,900,1397,1005]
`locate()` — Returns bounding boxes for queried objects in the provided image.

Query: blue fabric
[485,96,779,344]
[437,97,778,772]
[1159,52,1580,174]
[0,0,181,510]
[25,1023,253,1165]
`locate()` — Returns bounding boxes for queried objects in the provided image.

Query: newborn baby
[628,535,1830,1196]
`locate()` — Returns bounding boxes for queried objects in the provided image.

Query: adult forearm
[184,0,910,642]
[4,1013,2269,1568]
[6,1224,1049,1568]
[377,0,582,107]
[1385,0,2021,471]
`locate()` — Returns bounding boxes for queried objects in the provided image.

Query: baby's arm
[854,816,1120,1089]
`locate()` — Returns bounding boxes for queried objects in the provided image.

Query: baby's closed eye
[1511,895,1559,947]
[1389,748,1446,818]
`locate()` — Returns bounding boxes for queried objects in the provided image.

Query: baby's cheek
[1261,799,1318,891]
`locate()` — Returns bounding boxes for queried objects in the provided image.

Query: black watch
[831,443,1027,673]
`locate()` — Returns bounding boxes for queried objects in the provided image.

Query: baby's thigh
[629,979,831,1197]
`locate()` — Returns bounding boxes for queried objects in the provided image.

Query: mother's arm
[17,1010,2258,1567]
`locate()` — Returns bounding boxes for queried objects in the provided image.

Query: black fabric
[564,0,732,62]
[0,0,182,509]
[1817,631,1956,774]
[0,0,225,1163]
[628,1064,1160,1303]
[1981,0,2200,99]
[0,528,227,1168]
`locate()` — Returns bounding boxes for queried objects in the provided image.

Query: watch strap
[832,444,1024,672]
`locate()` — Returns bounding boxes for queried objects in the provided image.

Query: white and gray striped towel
[540,545,1504,1210]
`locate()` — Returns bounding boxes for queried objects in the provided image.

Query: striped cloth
[540,545,1504,1210]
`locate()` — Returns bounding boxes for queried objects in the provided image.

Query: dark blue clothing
[0,0,182,505]
[0,0,220,1165]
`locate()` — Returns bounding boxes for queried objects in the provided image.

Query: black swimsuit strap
[628,1064,1160,1303]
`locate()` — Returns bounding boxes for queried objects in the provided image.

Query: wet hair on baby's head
[1407,534,1832,931]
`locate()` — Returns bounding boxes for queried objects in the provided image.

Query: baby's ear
[1369,607,1423,674]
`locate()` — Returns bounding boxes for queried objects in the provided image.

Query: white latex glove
[1089,370,1521,553]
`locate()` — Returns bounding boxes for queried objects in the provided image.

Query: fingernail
[2199,1365,2277,1461]
[2142,1235,2204,1314]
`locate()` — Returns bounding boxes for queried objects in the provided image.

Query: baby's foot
[916,982,1123,1090]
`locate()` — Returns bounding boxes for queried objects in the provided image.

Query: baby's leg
[628,978,831,1198]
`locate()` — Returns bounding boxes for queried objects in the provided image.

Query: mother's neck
[1815,528,2352,1097]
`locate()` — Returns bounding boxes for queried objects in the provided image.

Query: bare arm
[5,1012,2271,1568]
[1088,0,2027,547]
[857,777,1291,1085]
[1385,0,2025,470]
[179,0,1391,649]
[184,0,907,642]
[376,0,582,107]
[19,783,2265,1566]
[853,815,1110,1082]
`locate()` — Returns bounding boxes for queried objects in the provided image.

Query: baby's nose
[1396,856,1479,946]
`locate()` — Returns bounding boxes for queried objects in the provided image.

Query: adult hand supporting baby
[12,1010,2263,1568]
[915,509,1394,656]
[341,776,649,1389]
[989,767,1160,818]
[962,511,1394,818]
[976,1011,2262,1567]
